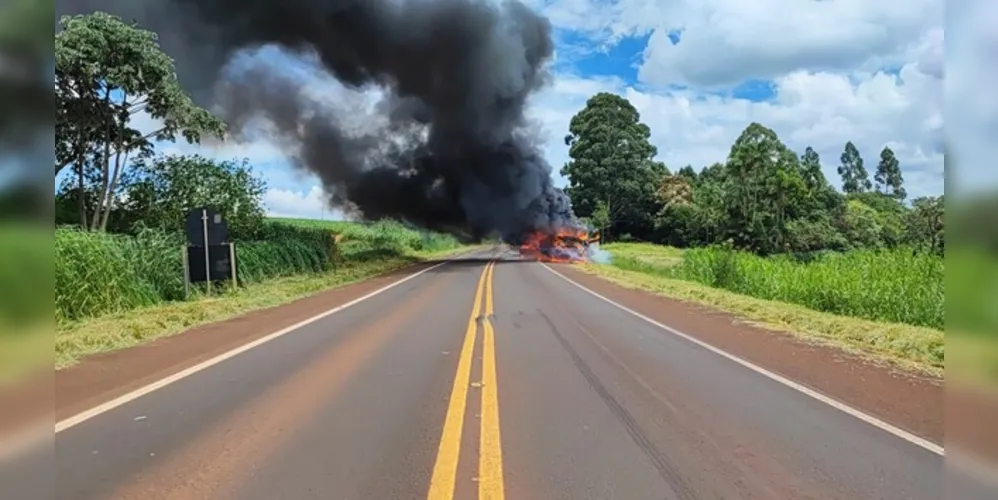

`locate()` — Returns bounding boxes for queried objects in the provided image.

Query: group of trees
[54,12,268,237]
[562,93,944,256]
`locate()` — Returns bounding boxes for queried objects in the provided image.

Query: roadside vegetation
[46,13,469,370]
[561,93,945,374]
[584,243,943,374]
[55,220,467,368]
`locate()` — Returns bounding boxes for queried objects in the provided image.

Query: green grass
[583,242,945,374]
[607,243,943,330]
[54,218,469,368]
[602,242,684,268]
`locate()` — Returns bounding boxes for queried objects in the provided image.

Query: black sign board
[185,207,229,247]
[186,244,235,283]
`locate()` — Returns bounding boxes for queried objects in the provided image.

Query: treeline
[562,93,944,256]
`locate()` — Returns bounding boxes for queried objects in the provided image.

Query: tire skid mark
[536,310,698,500]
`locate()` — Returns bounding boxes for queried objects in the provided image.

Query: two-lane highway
[44,249,943,499]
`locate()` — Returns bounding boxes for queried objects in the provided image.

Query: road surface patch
[541,262,945,457]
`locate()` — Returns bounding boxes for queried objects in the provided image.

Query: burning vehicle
[518,227,601,263]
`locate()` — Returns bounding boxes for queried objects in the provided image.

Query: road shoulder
[550,263,943,445]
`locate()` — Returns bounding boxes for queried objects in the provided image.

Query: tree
[837,141,871,193]
[800,147,828,192]
[874,146,906,201]
[589,200,611,238]
[124,155,267,238]
[676,165,698,186]
[722,122,809,254]
[55,12,226,231]
[561,92,665,241]
[905,195,944,254]
[656,174,694,208]
[840,199,883,249]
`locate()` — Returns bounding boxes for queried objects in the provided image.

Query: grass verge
[56,246,480,369]
[576,261,944,377]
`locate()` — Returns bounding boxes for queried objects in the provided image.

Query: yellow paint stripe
[479,262,506,500]
[427,261,492,500]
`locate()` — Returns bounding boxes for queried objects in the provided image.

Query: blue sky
[89,0,956,220]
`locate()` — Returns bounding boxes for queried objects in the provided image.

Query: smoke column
[56,0,579,243]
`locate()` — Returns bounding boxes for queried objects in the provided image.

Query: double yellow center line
[427,260,505,500]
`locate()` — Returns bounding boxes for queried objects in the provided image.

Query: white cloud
[262,185,346,220]
[130,108,288,166]
[535,0,940,88]
[522,0,945,199]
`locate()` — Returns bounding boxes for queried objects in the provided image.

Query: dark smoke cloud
[57,0,579,242]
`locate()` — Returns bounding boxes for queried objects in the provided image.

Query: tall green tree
[722,122,809,254]
[561,92,665,240]
[800,146,827,192]
[837,141,871,193]
[676,165,698,186]
[874,146,906,200]
[55,12,226,231]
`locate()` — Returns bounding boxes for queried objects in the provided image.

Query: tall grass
[56,228,186,322]
[56,219,462,323]
[613,245,943,329]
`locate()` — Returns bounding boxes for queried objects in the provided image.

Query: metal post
[202,209,211,296]
[229,242,237,290]
[182,245,190,299]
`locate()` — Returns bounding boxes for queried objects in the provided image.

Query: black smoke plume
[57,0,579,243]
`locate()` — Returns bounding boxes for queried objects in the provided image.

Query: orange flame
[518,227,592,263]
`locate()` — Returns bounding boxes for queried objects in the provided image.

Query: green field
[583,242,945,374]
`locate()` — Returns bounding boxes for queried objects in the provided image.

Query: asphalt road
[45,249,944,499]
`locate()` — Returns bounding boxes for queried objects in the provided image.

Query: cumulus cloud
[637,0,940,87]
[263,185,346,220]
[532,0,940,87]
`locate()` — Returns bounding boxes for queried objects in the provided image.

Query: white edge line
[53,250,478,435]
[540,263,945,457]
